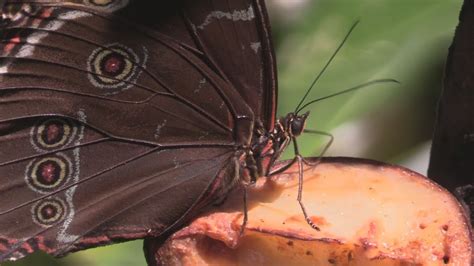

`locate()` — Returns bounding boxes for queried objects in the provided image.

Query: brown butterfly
[0,0,397,262]
[0,0,280,261]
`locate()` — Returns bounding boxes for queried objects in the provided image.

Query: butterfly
[0,0,287,261]
[0,0,397,263]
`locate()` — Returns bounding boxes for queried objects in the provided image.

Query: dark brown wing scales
[0,4,237,144]
[114,0,277,130]
[183,0,277,130]
[0,0,277,262]
[0,116,238,260]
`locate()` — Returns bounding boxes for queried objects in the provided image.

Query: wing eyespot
[87,43,148,94]
[31,197,68,228]
[25,154,74,194]
[31,118,77,151]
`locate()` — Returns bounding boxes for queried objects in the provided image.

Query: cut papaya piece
[150,157,472,266]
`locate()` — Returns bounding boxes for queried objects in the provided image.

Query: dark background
[5,0,462,265]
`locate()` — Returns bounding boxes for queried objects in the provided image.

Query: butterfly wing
[0,119,237,259]
[182,0,278,130]
[0,0,266,260]
[120,0,278,130]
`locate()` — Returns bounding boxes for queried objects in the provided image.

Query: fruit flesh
[153,157,473,266]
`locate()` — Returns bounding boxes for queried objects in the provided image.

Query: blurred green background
[4,0,462,265]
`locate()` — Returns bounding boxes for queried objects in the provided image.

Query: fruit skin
[146,157,473,266]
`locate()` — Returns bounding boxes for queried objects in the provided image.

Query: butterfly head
[281,111,309,138]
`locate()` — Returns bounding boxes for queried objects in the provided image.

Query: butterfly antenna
[295,79,400,113]
[294,20,360,114]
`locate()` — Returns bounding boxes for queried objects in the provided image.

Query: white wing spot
[57,109,86,243]
[17,10,90,59]
[194,78,207,93]
[197,5,255,30]
[250,42,261,54]
[0,66,8,74]
[154,119,168,140]
[173,155,181,168]
[198,131,210,140]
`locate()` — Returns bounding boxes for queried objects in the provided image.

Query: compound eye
[290,117,306,136]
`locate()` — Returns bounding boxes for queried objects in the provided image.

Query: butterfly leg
[301,129,334,166]
[289,136,320,231]
[239,186,249,236]
[295,153,320,231]
[269,128,331,176]
[268,156,298,176]
[239,153,260,236]
[293,130,334,230]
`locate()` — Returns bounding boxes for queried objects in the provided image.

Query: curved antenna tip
[293,20,361,113]
[295,78,401,114]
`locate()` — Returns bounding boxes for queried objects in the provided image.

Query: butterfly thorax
[244,112,309,183]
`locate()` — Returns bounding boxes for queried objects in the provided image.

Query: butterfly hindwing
[184,0,277,130]
[0,116,237,260]
[114,0,277,130]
